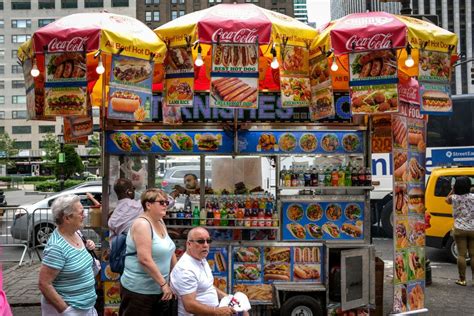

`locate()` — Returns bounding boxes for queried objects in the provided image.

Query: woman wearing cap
[446,176,474,286]
[120,188,177,316]
[38,194,98,315]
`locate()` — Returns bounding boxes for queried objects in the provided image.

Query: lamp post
[57,134,65,191]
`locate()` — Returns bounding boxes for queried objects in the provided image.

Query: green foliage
[0,133,19,168]
[55,145,84,180]
[35,179,83,192]
[41,133,60,167]
[87,133,101,166]
[0,175,55,183]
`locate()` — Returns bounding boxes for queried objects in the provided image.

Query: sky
[306,0,331,27]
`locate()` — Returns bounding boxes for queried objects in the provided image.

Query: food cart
[102,102,375,315]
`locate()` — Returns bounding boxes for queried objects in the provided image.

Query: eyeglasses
[151,200,170,206]
[189,239,212,245]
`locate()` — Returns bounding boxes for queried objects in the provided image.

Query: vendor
[171,173,213,198]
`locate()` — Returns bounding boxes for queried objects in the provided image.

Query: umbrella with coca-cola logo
[154,3,317,92]
[18,12,166,123]
[308,12,457,117]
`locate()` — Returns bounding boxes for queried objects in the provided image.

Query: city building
[0,1,135,163]
[137,0,295,30]
[329,0,474,95]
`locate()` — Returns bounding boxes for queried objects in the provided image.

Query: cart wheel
[381,199,393,237]
[280,295,323,316]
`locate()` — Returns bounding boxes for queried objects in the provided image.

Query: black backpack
[109,217,153,274]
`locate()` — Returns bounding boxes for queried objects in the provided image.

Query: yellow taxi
[425,167,474,262]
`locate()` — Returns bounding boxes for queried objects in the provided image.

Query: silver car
[10,186,102,245]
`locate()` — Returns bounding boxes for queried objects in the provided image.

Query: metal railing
[0,207,31,266]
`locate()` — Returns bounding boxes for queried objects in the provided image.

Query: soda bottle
[331,168,339,187]
[280,166,287,186]
[258,206,265,227]
[220,204,228,226]
[206,207,214,226]
[318,167,325,187]
[185,206,192,226]
[244,207,251,227]
[358,167,365,187]
[338,166,345,186]
[345,164,352,186]
[365,167,372,186]
[351,167,359,186]
[177,208,184,226]
[311,167,318,187]
[169,208,177,225]
[236,200,245,226]
[228,201,236,227]
[265,207,272,227]
[200,207,207,226]
[272,209,279,227]
[324,166,332,186]
[213,207,221,226]
[291,168,299,187]
[192,206,200,226]
[251,199,259,227]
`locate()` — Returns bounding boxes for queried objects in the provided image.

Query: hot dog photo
[392,115,407,149]
[421,88,452,113]
[264,247,290,263]
[263,263,290,282]
[45,87,87,116]
[66,116,93,138]
[407,120,426,152]
[213,44,258,69]
[293,264,321,281]
[393,150,408,182]
[210,77,258,108]
[108,87,151,122]
[46,52,86,82]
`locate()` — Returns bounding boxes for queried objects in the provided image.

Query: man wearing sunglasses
[108,178,143,242]
[170,227,236,315]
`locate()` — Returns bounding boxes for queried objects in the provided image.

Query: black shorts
[119,284,177,316]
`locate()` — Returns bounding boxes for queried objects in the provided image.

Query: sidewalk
[3,261,41,306]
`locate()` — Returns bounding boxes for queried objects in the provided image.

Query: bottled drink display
[280,163,371,188]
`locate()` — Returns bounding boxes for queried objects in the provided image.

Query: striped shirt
[42,229,97,310]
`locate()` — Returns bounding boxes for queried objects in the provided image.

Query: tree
[0,133,19,169]
[56,145,84,180]
[87,132,101,167]
[41,133,60,168]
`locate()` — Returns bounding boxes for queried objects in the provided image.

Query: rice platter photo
[306,203,323,221]
[325,203,342,221]
[321,133,339,152]
[342,133,360,152]
[299,133,317,152]
[344,204,362,220]
[286,204,304,221]
[279,133,297,152]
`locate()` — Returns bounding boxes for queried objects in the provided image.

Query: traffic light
[471,67,474,85]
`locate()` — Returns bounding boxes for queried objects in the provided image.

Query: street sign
[409,14,439,26]
[431,147,474,167]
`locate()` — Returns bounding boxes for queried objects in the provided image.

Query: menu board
[208,247,229,294]
[282,201,364,241]
[419,82,452,115]
[164,45,195,107]
[237,130,364,155]
[106,130,234,154]
[231,246,323,303]
[350,83,399,115]
[392,102,427,313]
[108,55,154,122]
[279,45,311,108]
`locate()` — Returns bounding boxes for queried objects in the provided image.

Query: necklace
[61,232,80,247]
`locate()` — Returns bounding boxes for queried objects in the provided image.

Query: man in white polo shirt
[171,227,235,316]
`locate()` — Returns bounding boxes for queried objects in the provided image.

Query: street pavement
[2,189,474,315]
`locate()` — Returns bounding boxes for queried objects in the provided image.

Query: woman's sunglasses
[151,200,170,206]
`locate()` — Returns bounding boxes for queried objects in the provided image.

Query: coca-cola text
[48,37,89,52]
[346,33,393,51]
[211,28,258,43]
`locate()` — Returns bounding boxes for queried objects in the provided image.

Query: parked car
[160,165,211,193]
[10,186,102,245]
[425,167,474,263]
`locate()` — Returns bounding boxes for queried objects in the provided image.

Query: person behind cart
[445,176,474,286]
[38,195,98,316]
[171,173,214,198]
[108,178,143,243]
[170,227,240,316]
[119,188,177,316]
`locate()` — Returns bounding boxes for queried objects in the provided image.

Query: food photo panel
[350,83,399,114]
[420,82,452,115]
[407,281,425,311]
[407,118,426,153]
[418,50,451,83]
[210,76,258,109]
[107,87,152,122]
[44,87,88,116]
[45,51,87,83]
[310,85,335,121]
[407,215,426,247]
[349,50,397,83]
[111,55,153,89]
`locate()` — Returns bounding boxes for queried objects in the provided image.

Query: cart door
[340,248,369,311]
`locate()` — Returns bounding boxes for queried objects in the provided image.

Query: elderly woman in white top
[38,194,97,315]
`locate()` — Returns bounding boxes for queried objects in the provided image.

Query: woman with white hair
[38,194,98,315]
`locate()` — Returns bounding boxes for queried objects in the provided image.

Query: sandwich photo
[314,90,333,116]
[214,252,226,272]
[132,133,152,151]
[264,247,290,263]
[286,223,306,239]
[110,90,141,113]
[46,88,86,115]
[166,47,193,71]
[408,188,425,214]
[151,133,173,151]
[234,264,260,281]
[322,223,340,238]
[195,133,222,151]
[396,221,408,248]
[408,251,424,280]
[408,158,425,181]
[293,264,320,280]
[113,58,153,83]
[341,222,363,238]
[69,116,92,138]
[235,247,260,263]
[110,132,132,152]
[263,263,290,281]
[422,90,452,111]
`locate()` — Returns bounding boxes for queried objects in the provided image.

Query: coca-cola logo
[399,86,419,100]
[48,37,89,52]
[346,33,393,51]
[343,17,393,27]
[212,28,259,43]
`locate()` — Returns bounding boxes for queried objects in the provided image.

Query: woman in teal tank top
[119,188,177,316]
